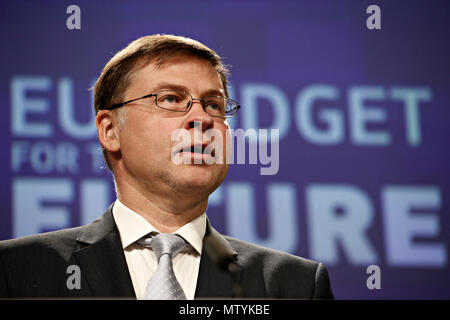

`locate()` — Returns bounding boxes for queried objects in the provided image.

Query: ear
[96,110,121,152]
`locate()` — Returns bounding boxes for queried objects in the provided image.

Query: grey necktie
[138,233,188,300]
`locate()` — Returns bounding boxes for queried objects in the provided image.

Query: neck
[114,176,208,233]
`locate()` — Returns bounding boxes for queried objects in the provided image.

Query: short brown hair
[93,34,230,171]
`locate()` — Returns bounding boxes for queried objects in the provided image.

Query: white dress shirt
[112,199,206,300]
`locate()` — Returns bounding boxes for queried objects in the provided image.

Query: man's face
[114,55,230,198]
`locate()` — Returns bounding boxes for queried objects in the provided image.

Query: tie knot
[139,233,188,261]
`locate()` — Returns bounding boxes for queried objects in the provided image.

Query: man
[0,34,333,299]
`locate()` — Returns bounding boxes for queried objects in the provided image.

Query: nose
[186,99,214,131]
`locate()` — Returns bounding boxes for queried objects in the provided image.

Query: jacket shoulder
[0,225,87,261]
[0,207,112,258]
[224,236,332,299]
[225,235,318,270]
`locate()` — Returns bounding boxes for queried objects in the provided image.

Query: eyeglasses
[101,89,240,118]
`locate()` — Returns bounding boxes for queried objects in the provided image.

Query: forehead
[127,54,224,96]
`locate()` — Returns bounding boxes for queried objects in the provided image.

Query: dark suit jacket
[0,204,334,299]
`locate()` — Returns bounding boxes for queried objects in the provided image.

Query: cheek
[217,125,231,156]
[120,115,172,158]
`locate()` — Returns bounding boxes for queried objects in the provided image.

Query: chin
[178,164,227,190]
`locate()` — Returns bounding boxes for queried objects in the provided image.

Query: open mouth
[190,145,204,154]
[179,144,215,157]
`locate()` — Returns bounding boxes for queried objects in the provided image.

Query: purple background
[1,0,449,299]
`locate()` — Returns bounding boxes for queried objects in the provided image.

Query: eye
[206,102,221,111]
[157,90,189,107]
[161,94,180,104]
[204,97,225,112]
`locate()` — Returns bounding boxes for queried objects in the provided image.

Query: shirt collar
[112,199,206,255]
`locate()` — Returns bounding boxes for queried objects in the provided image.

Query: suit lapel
[73,205,135,298]
[195,220,242,298]
[72,206,241,299]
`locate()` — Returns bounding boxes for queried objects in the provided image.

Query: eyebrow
[151,82,226,97]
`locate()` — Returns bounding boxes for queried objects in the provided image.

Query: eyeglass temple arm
[104,93,156,111]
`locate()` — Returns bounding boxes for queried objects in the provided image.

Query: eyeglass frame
[99,89,241,118]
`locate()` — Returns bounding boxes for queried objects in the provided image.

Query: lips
[179,143,215,157]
